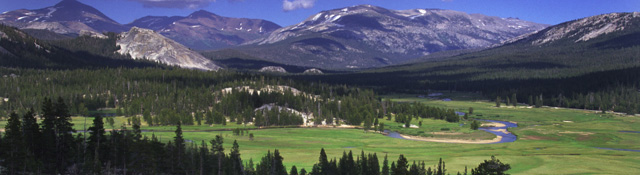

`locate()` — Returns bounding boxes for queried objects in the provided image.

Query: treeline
[387,101,460,123]
[484,66,640,114]
[0,68,460,128]
[0,98,510,174]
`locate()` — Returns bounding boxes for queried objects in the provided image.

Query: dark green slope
[0,25,159,69]
[301,12,640,114]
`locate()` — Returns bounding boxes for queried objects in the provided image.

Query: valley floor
[2,93,639,174]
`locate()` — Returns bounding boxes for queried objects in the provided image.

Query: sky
[0,0,638,27]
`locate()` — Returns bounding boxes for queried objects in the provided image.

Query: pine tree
[471,156,510,175]
[174,123,186,174]
[394,154,409,175]
[369,153,380,175]
[211,135,224,175]
[495,96,501,107]
[409,161,419,175]
[360,151,369,175]
[300,168,307,175]
[53,97,75,174]
[21,109,41,161]
[390,162,397,175]
[290,165,299,175]
[230,140,244,175]
[436,158,446,175]
[364,117,372,132]
[273,149,287,175]
[143,109,153,126]
[319,148,330,174]
[404,117,411,128]
[87,115,107,172]
[3,112,25,174]
[470,120,480,130]
[382,154,390,175]
[40,97,58,173]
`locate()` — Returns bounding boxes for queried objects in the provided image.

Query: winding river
[477,119,518,143]
[385,119,518,144]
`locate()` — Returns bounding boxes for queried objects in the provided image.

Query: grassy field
[2,92,640,174]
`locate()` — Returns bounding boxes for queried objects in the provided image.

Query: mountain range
[125,10,281,50]
[0,0,280,51]
[231,5,548,69]
[1,0,637,73]
[318,11,640,91]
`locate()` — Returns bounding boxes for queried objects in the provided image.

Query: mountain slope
[126,10,281,50]
[229,5,548,69]
[307,12,640,93]
[117,27,222,71]
[508,12,640,46]
[0,0,127,35]
[0,24,156,69]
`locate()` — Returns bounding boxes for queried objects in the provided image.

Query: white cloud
[283,0,315,12]
[127,0,218,9]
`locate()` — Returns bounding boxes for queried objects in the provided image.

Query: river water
[385,119,518,144]
[477,119,518,144]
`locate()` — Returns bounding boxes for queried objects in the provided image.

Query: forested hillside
[0,68,460,128]
[300,12,640,114]
[0,24,159,69]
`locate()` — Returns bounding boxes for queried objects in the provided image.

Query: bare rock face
[0,31,7,39]
[258,66,287,73]
[303,68,323,74]
[512,12,640,45]
[79,30,107,39]
[240,5,549,69]
[117,27,221,71]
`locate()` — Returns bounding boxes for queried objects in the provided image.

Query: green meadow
[2,93,639,174]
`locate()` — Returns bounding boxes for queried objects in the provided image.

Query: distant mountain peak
[0,0,126,33]
[54,0,84,7]
[126,9,281,50]
[189,10,218,18]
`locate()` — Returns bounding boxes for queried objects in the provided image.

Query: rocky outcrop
[116,27,221,71]
[303,68,323,74]
[259,66,287,73]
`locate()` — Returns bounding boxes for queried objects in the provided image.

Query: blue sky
[1,0,638,27]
